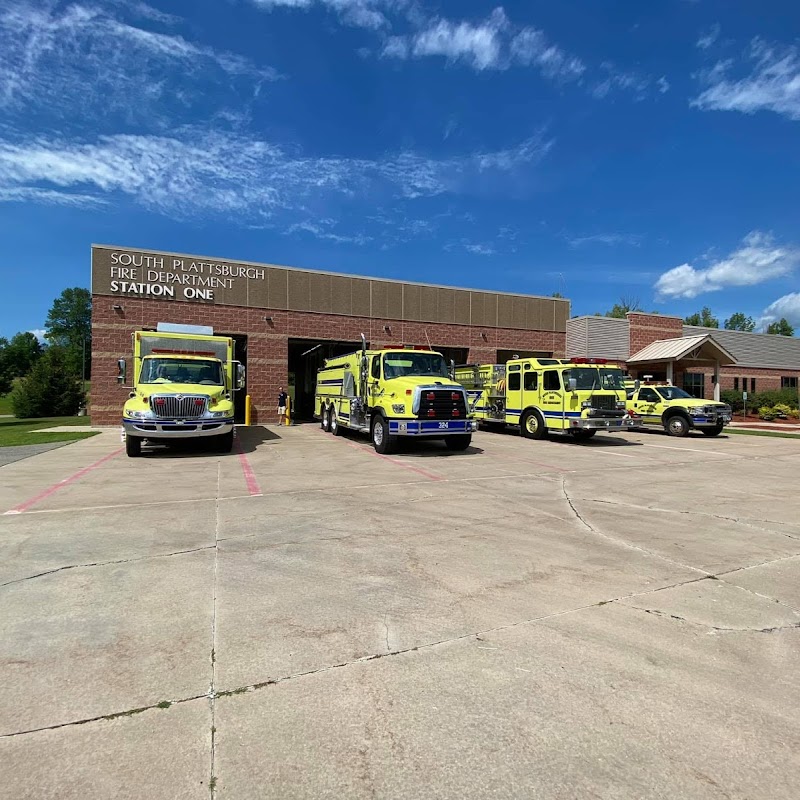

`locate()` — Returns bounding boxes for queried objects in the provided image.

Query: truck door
[633,387,660,424]
[505,364,522,423]
[542,369,564,430]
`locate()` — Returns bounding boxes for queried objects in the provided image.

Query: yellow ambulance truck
[118,323,245,457]
[315,337,477,454]
[455,357,637,441]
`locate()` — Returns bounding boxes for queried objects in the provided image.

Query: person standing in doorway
[277,386,288,425]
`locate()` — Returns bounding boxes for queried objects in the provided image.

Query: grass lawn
[0,416,99,447]
[727,427,800,440]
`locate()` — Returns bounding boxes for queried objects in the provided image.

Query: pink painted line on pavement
[234,434,262,496]
[344,440,443,481]
[4,447,125,515]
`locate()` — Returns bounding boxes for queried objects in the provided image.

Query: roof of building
[628,333,736,366]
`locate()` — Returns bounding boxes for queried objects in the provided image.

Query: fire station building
[90,244,570,425]
[567,313,800,400]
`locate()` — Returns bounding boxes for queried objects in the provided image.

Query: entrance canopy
[628,333,736,368]
[628,333,736,400]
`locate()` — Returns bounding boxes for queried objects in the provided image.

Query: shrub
[10,347,85,418]
[752,388,798,410]
[720,390,743,412]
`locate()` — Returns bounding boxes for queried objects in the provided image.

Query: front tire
[702,422,724,437]
[371,416,396,454]
[321,405,331,432]
[521,409,547,440]
[125,435,142,458]
[665,414,690,437]
[445,434,472,451]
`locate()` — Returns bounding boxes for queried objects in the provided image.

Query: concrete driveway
[1,424,798,798]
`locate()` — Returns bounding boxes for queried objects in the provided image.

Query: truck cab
[626,383,732,437]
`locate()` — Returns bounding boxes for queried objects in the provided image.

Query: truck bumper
[388,419,478,436]
[690,415,731,428]
[566,417,639,432]
[123,419,234,439]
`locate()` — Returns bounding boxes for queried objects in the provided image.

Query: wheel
[329,407,343,436]
[371,416,396,454]
[665,414,690,437]
[520,409,547,440]
[215,429,234,453]
[319,406,327,430]
[570,430,596,442]
[125,435,142,457]
[702,422,724,437]
[321,405,331,432]
[445,434,472,451]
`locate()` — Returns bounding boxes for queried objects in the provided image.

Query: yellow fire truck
[455,357,637,441]
[118,323,245,457]
[315,336,477,453]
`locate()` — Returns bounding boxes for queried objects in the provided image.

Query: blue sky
[1,0,799,338]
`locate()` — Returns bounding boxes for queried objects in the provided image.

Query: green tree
[684,307,719,328]
[10,346,85,418]
[605,296,642,319]
[0,338,11,396]
[723,312,756,332]
[3,332,43,378]
[766,317,795,336]
[45,288,92,378]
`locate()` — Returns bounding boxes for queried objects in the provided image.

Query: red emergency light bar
[150,348,217,356]
[571,357,608,364]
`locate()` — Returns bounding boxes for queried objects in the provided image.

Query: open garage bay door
[288,338,364,421]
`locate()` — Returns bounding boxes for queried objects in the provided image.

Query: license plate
[398,422,407,433]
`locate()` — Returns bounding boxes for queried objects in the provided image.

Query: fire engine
[455,357,637,441]
[315,336,477,454]
[118,323,245,457]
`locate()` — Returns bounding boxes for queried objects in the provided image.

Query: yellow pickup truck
[626,383,732,437]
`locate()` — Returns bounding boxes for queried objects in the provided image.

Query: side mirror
[634,379,641,391]
[117,359,126,385]
[449,359,456,381]
[568,377,577,392]
[235,363,246,390]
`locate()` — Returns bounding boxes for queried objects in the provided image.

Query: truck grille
[151,395,208,419]
[416,389,468,421]
[590,395,616,411]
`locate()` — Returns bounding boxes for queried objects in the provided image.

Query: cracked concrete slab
[213,601,800,799]
[0,698,209,799]
[722,555,800,611]
[0,549,214,733]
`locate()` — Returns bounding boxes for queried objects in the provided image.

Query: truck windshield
[563,367,602,390]
[383,352,449,379]
[599,368,626,390]
[656,386,693,401]
[139,358,224,385]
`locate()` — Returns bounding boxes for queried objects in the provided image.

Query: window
[543,370,560,390]
[750,378,756,393]
[638,387,660,403]
[524,371,538,391]
[683,373,704,399]
[508,372,521,391]
[371,357,380,379]
[782,376,798,389]
[734,378,739,391]
[139,358,223,386]
[382,352,448,379]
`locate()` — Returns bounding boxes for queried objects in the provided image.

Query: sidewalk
[728,420,800,434]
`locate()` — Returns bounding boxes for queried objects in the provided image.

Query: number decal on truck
[439,422,449,429]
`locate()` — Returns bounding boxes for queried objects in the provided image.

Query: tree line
[595,297,794,336]
[0,288,91,417]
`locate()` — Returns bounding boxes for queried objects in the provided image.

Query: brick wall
[91,297,566,425]
[627,312,683,356]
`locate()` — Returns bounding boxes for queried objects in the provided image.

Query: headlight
[616,400,626,409]
[581,400,592,409]
[210,411,229,418]
[688,407,704,416]
[392,404,406,414]
[126,410,152,419]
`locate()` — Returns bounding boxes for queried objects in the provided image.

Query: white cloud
[0,129,552,224]
[591,63,652,100]
[510,27,584,80]
[692,38,800,120]
[567,233,642,248]
[696,24,720,51]
[654,232,800,299]
[657,76,670,93]
[759,293,800,328]
[27,329,47,343]
[0,1,277,122]
[249,0,393,29]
